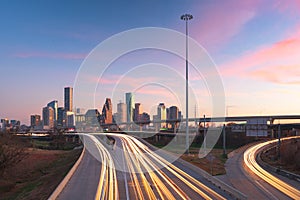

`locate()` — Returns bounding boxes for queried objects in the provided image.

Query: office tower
[117,102,127,123]
[169,106,179,130]
[102,98,113,124]
[30,115,41,129]
[126,92,134,122]
[64,87,73,112]
[85,109,101,127]
[157,103,167,120]
[166,108,170,120]
[134,103,142,122]
[157,103,167,129]
[66,111,75,128]
[169,106,179,120]
[47,100,58,123]
[42,106,54,129]
[57,107,64,127]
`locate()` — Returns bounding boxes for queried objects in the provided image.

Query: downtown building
[117,102,126,123]
[64,87,75,128]
[47,100,58,126]
[153,103,167,130]
[30,114,42,130]
[42,106,54,130]
[126,92,134,123]
[85,109,101,132]
[169,106,179,130]
[101,98,113,124]
[64,87,73,112]
[134,103,142,122]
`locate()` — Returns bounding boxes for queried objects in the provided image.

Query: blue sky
[1,0,300,124]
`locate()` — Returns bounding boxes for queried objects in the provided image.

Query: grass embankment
[180,147,232,176]
[0,136,82,200]
[150,142,233,176]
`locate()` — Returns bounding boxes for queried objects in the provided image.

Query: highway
[58,133,233,200]
[244,136,300,199]
[221,137,300,200]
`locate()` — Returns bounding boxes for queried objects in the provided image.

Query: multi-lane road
[58,133,233,200]
[56,133,300,200]
[244,137,300,199]
[222,136,300,200]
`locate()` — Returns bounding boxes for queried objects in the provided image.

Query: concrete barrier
[48,147,85,200]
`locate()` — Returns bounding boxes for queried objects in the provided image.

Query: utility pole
[181,14,193,154]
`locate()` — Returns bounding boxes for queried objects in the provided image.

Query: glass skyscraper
[47,100,58,122]
[125,92,134,122]
[64,87,73,112]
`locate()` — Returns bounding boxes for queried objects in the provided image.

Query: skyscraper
[169,106,179,130]
[126,92,134,123]
[66,111,75,128]
[101,98,113,124]
[134,103,142,122]
[57,107,65,127]
[47,100,58,123]
[64,87,73,112]
[157,103,167,129]
[30,114,41,129]
[117,102,126,123]
[42,106,54,129]
[157,103,167,120]
[169,106,179,120]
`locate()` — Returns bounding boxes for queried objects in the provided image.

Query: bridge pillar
[269,119,274,138]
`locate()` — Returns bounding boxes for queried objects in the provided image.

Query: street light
[181,14,193,154]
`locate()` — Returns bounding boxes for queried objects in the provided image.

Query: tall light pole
[181,14,193,154]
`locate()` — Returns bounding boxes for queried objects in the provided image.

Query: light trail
[244,136,300,199]
[85,135,119,200]
[112,133,226,200]
[82,133,227,199]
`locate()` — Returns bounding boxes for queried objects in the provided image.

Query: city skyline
[1,85,183,126]
[1,1,300,124]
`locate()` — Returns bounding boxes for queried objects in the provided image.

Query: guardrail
[258,139,300,183]
[244,136,300,199]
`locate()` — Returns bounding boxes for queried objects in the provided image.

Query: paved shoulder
[58,150,101,200]
[222,143,292,200]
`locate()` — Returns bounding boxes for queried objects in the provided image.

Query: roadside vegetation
[261,138,300,175]
[0,132,82,200]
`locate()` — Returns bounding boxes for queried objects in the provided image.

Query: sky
[1,0,300,125]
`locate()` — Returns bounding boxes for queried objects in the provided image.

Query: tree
[0,133,27,177]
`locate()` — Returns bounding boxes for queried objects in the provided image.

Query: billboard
[246,118,268,137]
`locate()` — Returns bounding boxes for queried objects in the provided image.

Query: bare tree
[0,133,27,177]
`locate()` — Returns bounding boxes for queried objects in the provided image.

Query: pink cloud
[193,0,261,50]
[250,65,300,84]
[220,25,300,84]
[272,0,300,16]
[14,52,87,60]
